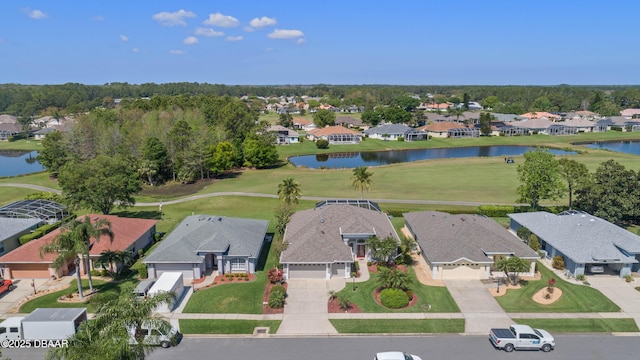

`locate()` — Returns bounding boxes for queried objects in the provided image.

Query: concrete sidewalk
[276,279,340,335]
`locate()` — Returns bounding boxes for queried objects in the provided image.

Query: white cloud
[132,48,140,53]
[92,15,105,21]
[195,27,224,37]
[296,38,306,44]
[243,26,255,32]
[152,9,196,26]
[27,9,47,19]
[169,49,186,55]
[203,12,239,27]
[249,16,276,29]
[267,29,304,39]
[120,35,129,42]
[183,36,199,45]
[226,36,243,42]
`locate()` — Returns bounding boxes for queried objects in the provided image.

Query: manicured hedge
[18,214,76,245]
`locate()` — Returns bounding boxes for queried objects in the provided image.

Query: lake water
[0,150,45,177]
[289,146,576,169]
[583,141,640,155]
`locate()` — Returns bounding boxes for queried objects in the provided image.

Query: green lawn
[19,278,139,313]
[0,139,41,151]
[513,318,639,333]
[330,319,464,333]
[495,263,621,313]
[336,267,460,313]
[178,319,281,334]
[0,186,41,206]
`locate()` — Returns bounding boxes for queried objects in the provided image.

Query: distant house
[144,215,269,280]
[0,215,157,279]
[491,113,527,122]
[404,211,538,280]
[508,211,640,277]
[418,122,476,138]
[620,109,640,118]
[266,125,300,144]
[280,200,399,279]
[335,116,364,129]
[307,126,362,144]
[598,116,640,131]
[508,118,554,134]
[520,112,562,121]
[34,128,58,140]
[425,103,452,112]
[0,123,21,140]
[292,118,315,131]
[0,218,44,256]
[363,124,427,141]
[562,118,599,132]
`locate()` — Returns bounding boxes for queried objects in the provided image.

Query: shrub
[268,286,286,308]
[137,265,148,279]
[479,205,527,217]
[337,293,351,310]
[576,274,586,281]
[271,284,286,297]
[552,256,565,270]
[527,235,541,252]
[625,274,634,283]
[397,137,404,142]
[327,290,337,300]
[516,226,532,240]
[316,139,329,149]
[267,268,284,284]
[379,288,410,309]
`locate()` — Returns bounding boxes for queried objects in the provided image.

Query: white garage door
[331,263,347,278]
[154,263,194,279]
[288,264,326,279]
[441,263,483,280]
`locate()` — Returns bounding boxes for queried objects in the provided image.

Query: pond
[288,146,575,169]
[0,150,44,177]
[582,140,640,156]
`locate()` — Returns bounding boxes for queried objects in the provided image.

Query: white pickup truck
[490,324,555,352]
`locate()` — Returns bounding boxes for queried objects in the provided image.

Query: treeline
[2,83,640,119]
[37,95,280,214]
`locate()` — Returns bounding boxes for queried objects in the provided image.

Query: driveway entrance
[587,276,640,328]
[277,279,338,335]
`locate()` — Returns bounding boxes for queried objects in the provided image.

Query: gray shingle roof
[404,211,538,264]
[144,215,269,264]
[508,211,640,264]
[0,218,43,243]
[281,204,398,263]
[363,124,416,135]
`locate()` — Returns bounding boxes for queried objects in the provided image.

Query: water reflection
[0,150,44,177]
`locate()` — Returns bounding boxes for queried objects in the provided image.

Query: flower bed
[262,282,287,314]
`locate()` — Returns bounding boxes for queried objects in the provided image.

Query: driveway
[587,275,640,328]
[277,279,338,335]
[444,280,512,335]
[0,277,72,317]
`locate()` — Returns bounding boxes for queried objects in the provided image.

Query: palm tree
[96,250,134,278]
[377,267,411,290]
[351,166,373,199]
[277,178,302,206]
[40,230,87,300]
[366,235,397,265]
[47,283,175,360]
[496,256,531,286]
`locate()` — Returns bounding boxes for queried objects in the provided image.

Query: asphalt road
[4,334,638,360]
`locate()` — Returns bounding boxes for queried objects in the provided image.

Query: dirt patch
[57,289,99,303]
[488,283,522,297]
[532,287,563,305]
[262,282,287,314]
[139,178,220,198]
[327,296,362,313]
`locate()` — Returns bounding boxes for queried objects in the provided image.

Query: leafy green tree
[462,93,470,109]
[377,267,411,290]
[208,141,235,176]
[361,109,382,126]
[137,159,158,186]
[382,106,412,124]
[142,137,169,183]
[278,178,302,206]
[482,96,500,109]
[312,109,336,128]
[557,158,589,210]
[590,100,620,117]
[96,250,134,278]
[47,283,175,360]
[277,112,293,128]
[479,112,492,135]
[495,256,531,285]
[530,96,554,112]
[242,137,279,169]
[392,96,421,111]
[516,149,564,210]
[366,235,397,265]
[274,203,294,236]
[351,166,373,199]
[448,106,466,122]
[37,131,71,177]
[58,155,142,214]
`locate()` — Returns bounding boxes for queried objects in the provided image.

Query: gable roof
[281,204,398,263]
[0,215,157,263]
[508,211,640,264]
[266,125,299,137]
[508,118,553,130]
[335,116,363,126]
[293,117,312,125]
[307,125,361,137]
[0,218,43,243]
[620,109,640,117]
[0,115,18,124]
[520,112,562,120]
[417,122,465,132]
[144,215,269,264]
[404,211,539,264]
[363,124,416,135]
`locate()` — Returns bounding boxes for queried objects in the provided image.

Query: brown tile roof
[404,211,539,263]
[0,215,156,263]
[281,204,398,263]
[293,117,311,125]
[308,125,361,137]
[520,112,561,120]
[418,122,465,132]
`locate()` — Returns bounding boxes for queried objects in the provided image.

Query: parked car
[374,351,423,360]
[588,264,605,273]
[0,279,16,295]
[490,324,555,352]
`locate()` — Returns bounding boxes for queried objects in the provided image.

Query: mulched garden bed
[373,287,418,310]
[327,297,362,313]
[262,282,288,314]
[367,264,408,273]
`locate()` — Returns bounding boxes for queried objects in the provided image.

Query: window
[0,328,5,334]
[10,327,18,333]
[231,258,246,271]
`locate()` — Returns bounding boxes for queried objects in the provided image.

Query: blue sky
[1,0,639,86]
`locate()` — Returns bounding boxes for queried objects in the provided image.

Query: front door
[356,244,366,258]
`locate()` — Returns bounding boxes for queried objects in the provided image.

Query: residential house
[292,118,315,131]
[562,118,599,132]
[620,109,640,118]
[0,123,21,141]
[404,211,538,280]
[307,126,362,144]
[0,218,44,256]
[418,122,475,138]
[363,124,427,141]
[280,200,399,279]
[508,118,554,134]
[0,199,70,224]
[508,211,640,277]
[491,113,527,123]
[0,215,157,279]
[335,116,364,129]
[520,112,562,121]
[266,125,300,144]
[144,215,269,280]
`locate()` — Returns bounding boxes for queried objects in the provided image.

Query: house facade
[363,124,427,141]
[266,125,300,144]
[280,200,399,279]
[404,211,538,280]
[144,215,269,280]
[508,211,640,278]
[0,218,44,256]
[306,126,362,144]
